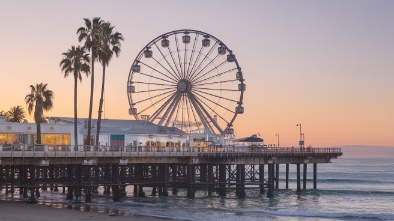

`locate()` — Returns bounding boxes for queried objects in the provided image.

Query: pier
[0,145,342,203]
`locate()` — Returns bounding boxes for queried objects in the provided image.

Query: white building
[0,116,212,148]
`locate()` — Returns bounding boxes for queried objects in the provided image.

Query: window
[110,134,124,146]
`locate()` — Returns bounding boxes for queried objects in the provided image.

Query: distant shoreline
[334,145,394,158]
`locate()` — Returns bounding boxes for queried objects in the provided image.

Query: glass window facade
[34,134,71,145]
[0,133,70,145]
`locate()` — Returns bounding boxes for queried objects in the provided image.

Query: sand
[0,200,170,221]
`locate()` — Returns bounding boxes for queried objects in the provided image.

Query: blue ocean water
[2,157,394,220]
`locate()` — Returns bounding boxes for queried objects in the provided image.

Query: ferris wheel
[127,29,245,136]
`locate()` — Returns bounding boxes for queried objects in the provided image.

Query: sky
[0,0,393,147]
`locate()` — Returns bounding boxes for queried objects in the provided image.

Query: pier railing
[0,144,342,158]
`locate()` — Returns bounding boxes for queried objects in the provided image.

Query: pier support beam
[286,164,289,189]
[0,165,2,192]
[296,164,301,194]
[66,165,73,200]
[162,164,169,196]
[275,164,279,189]
[29,165,37,203]
[5,166,9,195]
[218,164,226,197]
[75,165,82,202]
[171,165,178,195]
[10,165,14,194]
[207,164,213,196]
[112,164,120,202]
[133,184,138,196]
[137,164,145,197]
[313,163,317,189]
[267,164,274,197]
[42,167,48,191]
[259,164,264,193]
[151,165,157,196]
[53,167,59,192]
[187,165,195,198]
[236,164,245,198]
[85,166,92,203]
[303,163,307,189]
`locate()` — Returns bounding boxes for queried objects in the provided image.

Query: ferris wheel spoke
[139,61,178,83]
[132,81,175,87]
[149,92,178,123]
[174,34,184,78]
[166,43,183,80]
[194,87,239,92]
[189,42,218,81]
[133,86,174,94]
[192,89,239,103]
[193,68,238,85]
[184,95,193,132]
[193,93,230,127]
[187,93,215,134]
[190,53,221,83]
[193,79,238,87]
[193,90,235,115]
[137,91,175,116]
[183,41,187,79]
[189,93,223,134]
[158,92,181,126]
[186,34,200,79]
[190,41,218,78]
[132,89,175,105]
[153,42,181,81]
[180,95,186,131]
[187,46,204,81]
[186,95,202,133]
[172,95,183,129]
[164,93,182,127]
[191,59,228,84]
[139,72,175,84]
[151,56,180,82]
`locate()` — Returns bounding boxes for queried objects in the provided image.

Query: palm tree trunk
[87,53,95,145]
[74,77,79,148]
[96,64,106,146]
[36,121,41,144]
[35,109,42,144]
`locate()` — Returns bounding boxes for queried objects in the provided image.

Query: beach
[0,200,168,221]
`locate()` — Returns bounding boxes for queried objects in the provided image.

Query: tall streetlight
[296,124,304,150]
[275,133,279,147]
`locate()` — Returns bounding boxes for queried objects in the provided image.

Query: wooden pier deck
[0,145,342,203]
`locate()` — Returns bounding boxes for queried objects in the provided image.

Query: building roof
[50,117,186,135]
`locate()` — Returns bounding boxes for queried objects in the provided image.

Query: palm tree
[25,83,54,144]
[77,17,104,145]
[60,45,90,148]
[95,22,124,145]
[6,106,26,122]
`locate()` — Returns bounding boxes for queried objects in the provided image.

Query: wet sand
[0,200,171,221]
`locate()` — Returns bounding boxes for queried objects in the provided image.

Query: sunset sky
[1,1,393,147]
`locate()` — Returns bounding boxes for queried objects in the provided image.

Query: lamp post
[275,133,279,147]
[296,124,304,150]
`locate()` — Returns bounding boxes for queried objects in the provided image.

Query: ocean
[2,157,394,221]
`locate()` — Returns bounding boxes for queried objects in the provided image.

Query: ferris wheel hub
[177,79,192,93]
